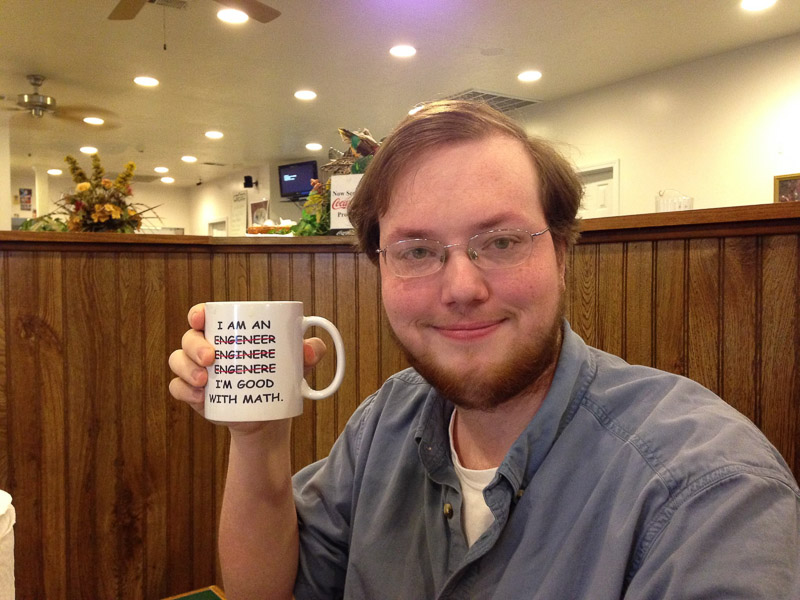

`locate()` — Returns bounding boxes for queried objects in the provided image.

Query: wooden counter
[1,202,798,598]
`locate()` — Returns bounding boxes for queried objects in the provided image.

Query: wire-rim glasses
[376,227,551,278]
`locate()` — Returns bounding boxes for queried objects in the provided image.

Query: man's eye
[492,237,514,250]
[401,246,436,260]
[484,235,521,251]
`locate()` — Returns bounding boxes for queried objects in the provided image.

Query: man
[169,100,800,599]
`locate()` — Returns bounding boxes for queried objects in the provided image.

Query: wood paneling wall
[0,236,406,599]
[566,235,799,473]
[0,203,798,599]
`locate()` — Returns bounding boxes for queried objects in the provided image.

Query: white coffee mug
[204,301,345,421]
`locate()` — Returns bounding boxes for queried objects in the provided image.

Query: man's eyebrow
[385,228,436,241]
[473,215,520,231]
[384,215,532,243]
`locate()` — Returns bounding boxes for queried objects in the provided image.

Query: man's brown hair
[347,100,583,262]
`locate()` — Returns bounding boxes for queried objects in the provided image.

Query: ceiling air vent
[132,174,160,183]
[443,89,539,113]
[107,172,160,183]
[149,0,188,9]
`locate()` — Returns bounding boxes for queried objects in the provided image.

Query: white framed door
[577,160,619,219]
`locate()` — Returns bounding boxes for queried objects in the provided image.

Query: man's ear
[554,239,568,288]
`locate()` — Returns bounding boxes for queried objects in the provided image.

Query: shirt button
[443,503,454,519]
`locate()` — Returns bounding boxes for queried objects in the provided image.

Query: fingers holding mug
[303,337,327,376]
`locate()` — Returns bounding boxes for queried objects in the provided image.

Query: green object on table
[180,591,220,600]
[163,587,225,600]
[19,215,68,232]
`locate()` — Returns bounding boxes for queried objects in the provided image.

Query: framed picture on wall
[250,199,269,225]
[208,218,228,237]
[19,188,32,211]
[774,173,800,203]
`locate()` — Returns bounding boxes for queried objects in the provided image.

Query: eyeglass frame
[376,226,551,278]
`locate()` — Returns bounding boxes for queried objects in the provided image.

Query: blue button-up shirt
[293,322,800,599]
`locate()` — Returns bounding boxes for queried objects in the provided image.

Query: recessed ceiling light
[217,8,248,23]
[518,70,542,82]
[181,155,198,163]
[47,169,62,176]
[205,130,224,139]
[294,90,317,100]
[154,166,169,173]
[741,0,777,10]
[305,143,323,151]
[161,176,175,184]
[134,76,159,87]
[390,45,417,58]
[83,117,104,125]
[80,146,98,154]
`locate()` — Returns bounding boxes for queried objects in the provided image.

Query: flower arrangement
[55,154,158,233]
[291,178,330,236]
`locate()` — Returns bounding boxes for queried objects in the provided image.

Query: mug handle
[300,316,346,400]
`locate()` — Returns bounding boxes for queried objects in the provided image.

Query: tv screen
[278,160,318,199]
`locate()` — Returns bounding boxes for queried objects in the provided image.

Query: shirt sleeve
[291,397,374,599]
[625,469,800,599]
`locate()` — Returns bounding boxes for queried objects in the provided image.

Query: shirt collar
[498,321,594,490]
[414,320,595,490]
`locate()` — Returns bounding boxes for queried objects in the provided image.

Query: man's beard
[397,297,565,412]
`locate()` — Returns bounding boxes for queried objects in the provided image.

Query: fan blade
[109,0,149,20]
[214,0,281,23]
[55,105,121,129]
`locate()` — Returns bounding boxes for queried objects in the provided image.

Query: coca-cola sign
[330,174,363,230]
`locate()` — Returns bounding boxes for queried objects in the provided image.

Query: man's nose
[439,247,489,304]
[441,243,479,263]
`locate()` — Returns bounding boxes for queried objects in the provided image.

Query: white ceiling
[2,0,800,187]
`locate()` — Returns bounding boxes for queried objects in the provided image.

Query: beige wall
[518,33,800,215]
[135,182,193,232]
[186,159,315,236]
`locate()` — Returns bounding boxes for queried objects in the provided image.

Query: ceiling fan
[108,0,281,23]
[15,74,56,117]
[1,74,119,127]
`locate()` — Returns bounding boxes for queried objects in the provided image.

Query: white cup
[204,301,345,421]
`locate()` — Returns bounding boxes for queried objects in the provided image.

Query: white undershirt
[449,411,498,547]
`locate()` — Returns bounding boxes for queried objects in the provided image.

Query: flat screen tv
[278,160,318,200]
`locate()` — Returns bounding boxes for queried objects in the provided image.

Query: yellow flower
[128,208,143,230]
[76,182,91,192]
[67,214,83,231]
[101,178,113,189]
[107,203,122,219]
[91,205,111,223]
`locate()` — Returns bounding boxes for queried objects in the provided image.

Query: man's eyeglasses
[376,227,551,278]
